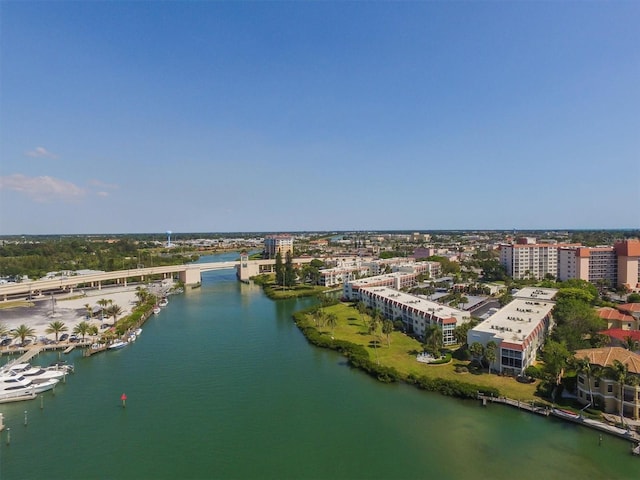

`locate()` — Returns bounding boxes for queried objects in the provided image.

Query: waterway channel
[0,253,637,479]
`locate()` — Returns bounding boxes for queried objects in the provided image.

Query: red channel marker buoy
[121,393,127,408]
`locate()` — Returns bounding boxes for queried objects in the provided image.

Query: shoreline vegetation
[251,274,333,300]
[251,274,543,403]
[291,301,516,400]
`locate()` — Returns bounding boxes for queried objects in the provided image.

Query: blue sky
[1,1,638,235]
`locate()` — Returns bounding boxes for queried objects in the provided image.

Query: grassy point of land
[307,302,542,402]
[252,274,331,300]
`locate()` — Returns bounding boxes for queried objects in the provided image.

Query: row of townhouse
[320,259,440,288]
[356,286,471,345]
[467,287,558,376]
[341,262,441,296]
[499,238,640,290]
[343,272,420,300]
[574,347,640,420]
[319,266,371,287]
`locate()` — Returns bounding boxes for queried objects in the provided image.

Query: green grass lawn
[311,302,542,402]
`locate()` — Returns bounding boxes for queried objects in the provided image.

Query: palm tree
[369,310,382,364]
[484,341,497,373]
[84,303,93,320]
[326,313,338,336]
[575,356,593,410]
[612,360,629,426]
[135,287,149,306]
[469,341,485,362]
[46,320,68,343]
[623,336,638,352]
[11,324,35,346]
[382,319,393,347]
[356,301,368,328]
[423,325,444,356]
[107,304,123,324]
[0,323,8,338]
[97,298,109,321]
[73,321,92,342]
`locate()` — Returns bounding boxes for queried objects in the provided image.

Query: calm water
[0,253,638,479]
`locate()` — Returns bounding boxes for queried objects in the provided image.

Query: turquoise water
[0,253,638,479]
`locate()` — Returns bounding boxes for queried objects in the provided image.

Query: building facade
[357,286,471,345]
[574,347,640,420]
[501,238,640,290]
[264,235,294,259]
[467,287,557,375]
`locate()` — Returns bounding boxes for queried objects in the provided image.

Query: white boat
[134,328,142,336]
[5,363,67,384]
[0,371,59,401]
[158,297,168,308]
[153,306,161,315]
[108,341,128,350]
[552,408,581,420]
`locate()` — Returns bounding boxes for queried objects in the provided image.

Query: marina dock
[478,393,640,447]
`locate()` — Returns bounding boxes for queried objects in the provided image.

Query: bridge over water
[0,257,314,301]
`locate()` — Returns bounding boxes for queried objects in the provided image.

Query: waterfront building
[264,235,294,259]
[574,347,640,420]
[357,286,471,345]
[467,287,557,376]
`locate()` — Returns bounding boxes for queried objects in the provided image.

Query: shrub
[524,365,544,379]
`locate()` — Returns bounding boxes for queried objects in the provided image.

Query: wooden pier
[478,394,550,416]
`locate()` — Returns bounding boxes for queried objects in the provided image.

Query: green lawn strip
[310,302,541,402]
[0,300,34,309]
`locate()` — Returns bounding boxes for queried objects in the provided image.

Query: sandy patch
[0,282,169,342]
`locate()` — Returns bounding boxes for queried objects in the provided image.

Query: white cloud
[0,174,85,202]
[97,191,110,197]
[25,147,59,159]
[89,179,119,190]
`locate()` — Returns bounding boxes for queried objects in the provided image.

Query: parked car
[69,335,79,343]
[59,334,69,342]
[0,338,12,347]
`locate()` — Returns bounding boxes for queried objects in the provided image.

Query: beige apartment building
[574,347,640,420]
[501,238,640,290]
[264,235,294,259]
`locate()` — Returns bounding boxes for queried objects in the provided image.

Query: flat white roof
[472,297,555,344]
[513,287,558,302]
[359,286,468,320]
[349,272,409,287]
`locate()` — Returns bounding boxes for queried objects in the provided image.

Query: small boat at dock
[552,408,581,420]
[107,341,127,350]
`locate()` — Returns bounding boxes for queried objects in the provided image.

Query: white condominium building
[357,286,471,345]
[467,287,557,375]
[343,272,419,300]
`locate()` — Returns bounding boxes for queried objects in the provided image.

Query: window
[607,384,613,393]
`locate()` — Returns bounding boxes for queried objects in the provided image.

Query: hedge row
[407,374,500,399]
[293,307,400,383]
[292,306,501,397]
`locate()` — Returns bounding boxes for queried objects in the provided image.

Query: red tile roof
[619,303,640,314]
[599,329,640,343]
[574,346,640,374]
[597,307,634,322]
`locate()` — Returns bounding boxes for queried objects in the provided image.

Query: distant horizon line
[1,228,639,237]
